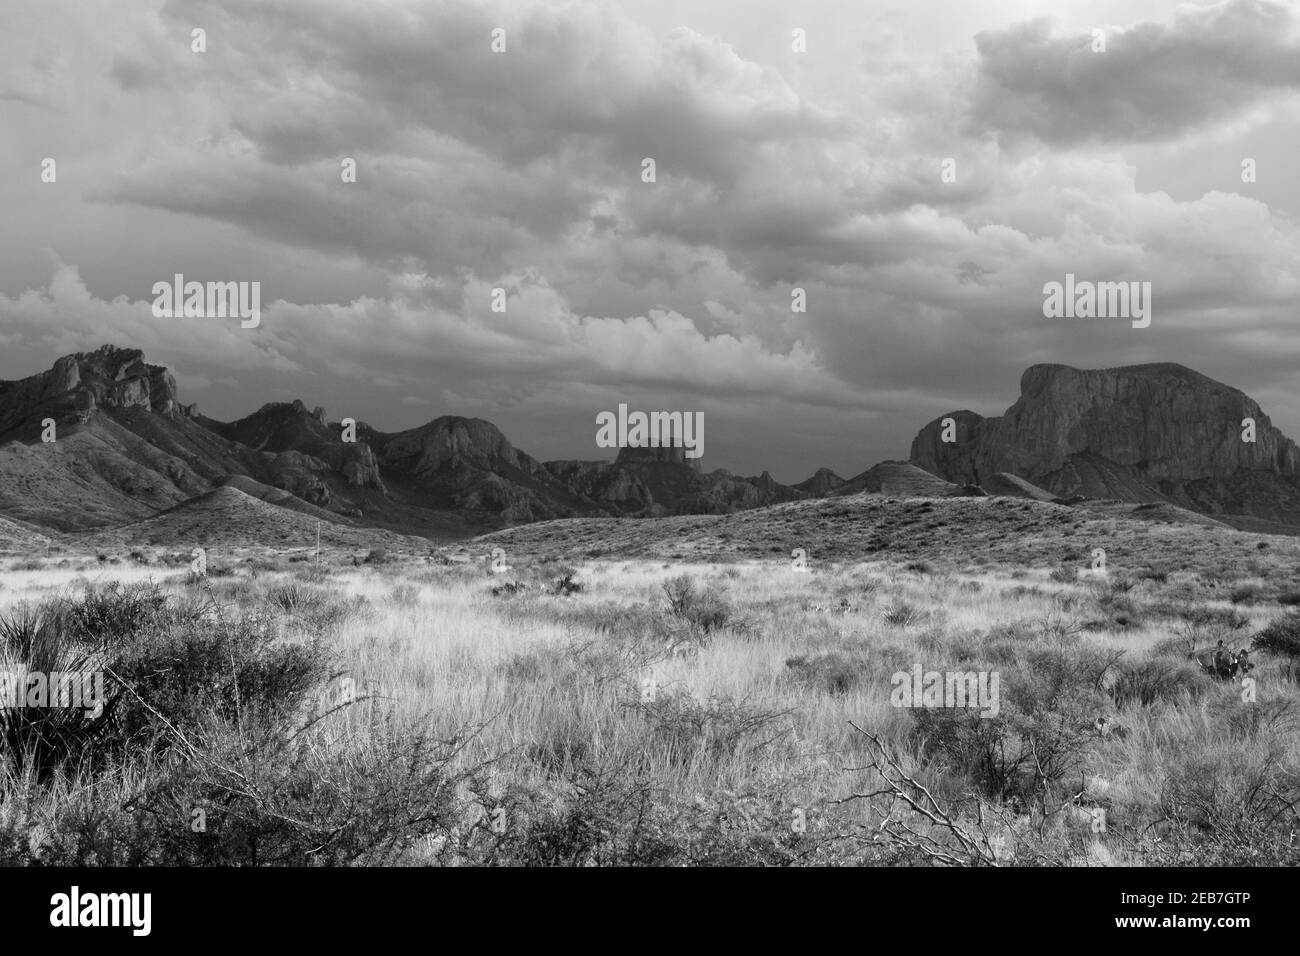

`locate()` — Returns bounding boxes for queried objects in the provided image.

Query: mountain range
[2,345,1300,547]
[910,362,1300,533]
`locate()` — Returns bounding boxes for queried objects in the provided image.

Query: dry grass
[3,529,1298,866]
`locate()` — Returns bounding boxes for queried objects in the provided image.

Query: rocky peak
[910,363,1300,518]
[377,416,532,476]
[26,345,191,421]
[793,466,845,496]
[287,399,328,426]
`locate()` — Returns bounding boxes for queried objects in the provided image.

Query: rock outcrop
[793,467,846,496]
[910,363,1300,523]
[0,345,194,435]
[542,455,801,517]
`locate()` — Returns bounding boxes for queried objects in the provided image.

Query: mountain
[8,348,1300,547]
[83,486,427,550]
[978,472,1057,501]
[910,362,1300,529]
[793,467,846,496]
[0,346,806,542]
[829,460,968,498]
[0,514,51,552]
[542,445,806,516]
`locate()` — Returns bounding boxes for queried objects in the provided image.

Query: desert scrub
[1156,744,1300,865]
[910,647,1109,806]
[1253,612,1300,660]
[880,601,922,627]
[0,710,480,866]
[661,575,733,634]
[264,583,360,631]
[0,603,113,780]
[784,651,871,695]
[1107,658,1209,708]
[634,690,793,773]
[0,586,488,866]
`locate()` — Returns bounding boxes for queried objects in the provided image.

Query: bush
[0,712,475,866]
[661,576,732,633]
[57,583,168,647]
[784,652,870,695]
[881,601,921,627]
[389,584,420,606]
[0,605,113,780]
[637,691,791,771]
[107,610,332,753]
[1253,613,1300,660]
[1159,745,1300,854]
[265,584,356,631]
[1230,584,1262,605]
[1107,658,1208,708]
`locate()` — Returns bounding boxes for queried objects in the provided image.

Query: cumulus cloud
[2,0,1299,477]
[968,0,1300,145]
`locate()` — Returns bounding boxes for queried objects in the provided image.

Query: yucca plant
[0,604,118,781]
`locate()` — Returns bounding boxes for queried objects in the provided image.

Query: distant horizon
[3,341,1293,487]
[5,0,1300,481]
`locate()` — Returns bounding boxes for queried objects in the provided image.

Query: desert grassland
[2,543,1299,866]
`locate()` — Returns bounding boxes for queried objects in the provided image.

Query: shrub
[661,576,732,633]
[389,584,420,606]
[881,601,921,628]
[636,691,791,770]
[108,611,332,753]
[0,605,114,780]
[1107,658,1208,708]
[1159,745,1300,855]
[911,647,1111,804]
[57,583,168,647]
[293,563,332,584]
[265,584,356,631]
[0,711,476,866]
[1230,584,1262,604]
[1253,613,1300,660]
[784,652,869,695]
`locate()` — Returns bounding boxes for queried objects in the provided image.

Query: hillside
[473,493,1282,573]
[911,363,1300,528]
[0,346,804,539]
[82,486,430,551]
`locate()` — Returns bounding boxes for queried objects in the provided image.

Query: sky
[2,0,1299,483]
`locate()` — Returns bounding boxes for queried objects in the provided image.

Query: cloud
[4,0,1300,476]
[968,0,1300,145]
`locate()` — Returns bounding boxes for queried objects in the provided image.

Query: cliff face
[0,346,823,536]
[0,345,195,435]
[910,363,1300,521]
